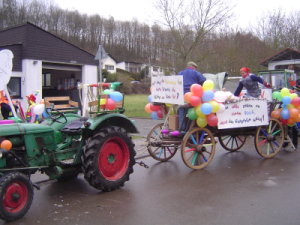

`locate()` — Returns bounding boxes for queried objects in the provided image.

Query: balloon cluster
[184,80,226,128]
[271,88,300,126]
[101,90,123,110]
[144,95,165,120]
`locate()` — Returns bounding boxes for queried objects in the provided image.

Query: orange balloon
[144,103,152,113]
[289,108,299,120]
[287,117,296,126]
[296,113,300,122]
[271,109,281,119]
[0,140,12,151]
[184,92,193,103]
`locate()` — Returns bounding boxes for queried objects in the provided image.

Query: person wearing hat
[178,61,206,131]
[0,90,12,119]
[26,94,37,122]
[234,67,271,98]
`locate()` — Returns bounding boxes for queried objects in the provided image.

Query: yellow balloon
[280,88,290,97]
[203,80,214,91]
[196,117,207,128]
[100,98,106,105]
[195,106,206,117]
[209,101,220,113]
[287,104,295,109]
[291,93,298,99]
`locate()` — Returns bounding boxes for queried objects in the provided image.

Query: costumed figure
[26,94,37,123]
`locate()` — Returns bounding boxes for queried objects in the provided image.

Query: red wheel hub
[3,181,28,213]
[98,137,130,180]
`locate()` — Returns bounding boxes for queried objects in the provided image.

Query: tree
[155,0,234,67]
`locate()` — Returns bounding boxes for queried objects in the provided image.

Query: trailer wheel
[218,135,247,152]
[181,127,216,169]
[255,118,284,158]
[0,172,33,222]
[147,123,178,162]
[82,126,135,191]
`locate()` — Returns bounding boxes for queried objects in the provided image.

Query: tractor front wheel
[81,126,136,191]
[0,172,34,222]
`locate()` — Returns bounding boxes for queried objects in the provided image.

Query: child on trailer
[234,67,271,98]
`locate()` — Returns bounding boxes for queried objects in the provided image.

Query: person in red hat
[234,67,271,98]
[26,94,37,122]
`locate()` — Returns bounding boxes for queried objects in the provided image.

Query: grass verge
[124,94,149,118]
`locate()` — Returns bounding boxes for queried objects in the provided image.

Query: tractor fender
[85,113,139,134]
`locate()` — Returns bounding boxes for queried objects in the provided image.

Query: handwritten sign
[217,99,269,129]
[151,75,184,105]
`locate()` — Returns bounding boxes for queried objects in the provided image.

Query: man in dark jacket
[178,61,206,131]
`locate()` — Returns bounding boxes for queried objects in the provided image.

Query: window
[7,77,21,98]
[105,65,114,71]
[42,73,51,87]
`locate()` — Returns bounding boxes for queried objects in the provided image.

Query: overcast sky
[54,0,299,28]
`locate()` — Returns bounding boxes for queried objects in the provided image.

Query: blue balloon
[148,95,152,103]
[281,108,290,120]
[282,96,291,105]
[201,103,212,115]
[151,111,158,120]
[202,90,214,102]
[109,91,123,102]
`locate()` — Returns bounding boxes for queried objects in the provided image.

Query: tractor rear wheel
[0,172,33,222]
[81,126,136,191]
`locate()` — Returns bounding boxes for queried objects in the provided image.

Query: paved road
[2,119,300,225]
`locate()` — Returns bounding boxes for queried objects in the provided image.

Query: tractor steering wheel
[46,108,67,124]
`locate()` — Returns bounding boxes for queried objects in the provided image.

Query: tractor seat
[61,117,88,134]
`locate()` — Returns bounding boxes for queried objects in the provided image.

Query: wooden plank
[45,96,70,101]
[69,100,79,107]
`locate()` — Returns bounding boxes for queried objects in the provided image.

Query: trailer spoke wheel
[181,127,216,169]
[255,118,284,158]
[218,135,247,152]
[147,123,178,162]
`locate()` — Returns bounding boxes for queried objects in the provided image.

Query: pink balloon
[106,98,116,110]
[189,95,202,106]
[207,114,218,127]
[157,109,164,118]
[150,104,161,111]
[190,84,203,97]
[291,97,300,106]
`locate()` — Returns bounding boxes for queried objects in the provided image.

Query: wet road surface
[2,119,300,225]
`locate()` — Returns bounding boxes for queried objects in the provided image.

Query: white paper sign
[217,99,269,129]
[151,75,184,105]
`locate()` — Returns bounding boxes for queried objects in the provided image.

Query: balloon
[196,117,207,128]
[195,106,206,117]
[106,98,116,110]
[190,84,203,97]
[33,104,45,115]
[150,104,161,111]
[218,104,225,113]
[148,95,152,103]
[287,104,295,109]
[291,97,300,106]
[281,108,290,120]
[289,108,299,120]
[144,103,152,113]
[296,114,300,122]
[201,103,212,115]
[280,119,288,125]
[202,90,214,102]
[0,140,12,151]
[189,95,202,106]
[100,98,106,105]
[282,96,291,105]
[184,92,193,103]
[109,91,123,102]
[280,88,290,97]
[103,89,113,95]
[187,108,198,120]
[157,109,164,119]
[291,93,298,99]
[207,114,218,127]
[203,80,214,91]
[271,109,281,119]
[209,101,220,113]
[214,91,227,103]
[151,111,158,120]
[287,117,295,126]
[272,91,281,100]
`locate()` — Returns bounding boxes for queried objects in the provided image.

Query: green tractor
[0,83,138,221]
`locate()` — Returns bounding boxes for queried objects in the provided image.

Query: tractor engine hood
[0,123,53,136]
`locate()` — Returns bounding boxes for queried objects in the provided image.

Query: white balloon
[218,104,226,113]
[33,104,45,115]
[214,91,227,103]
